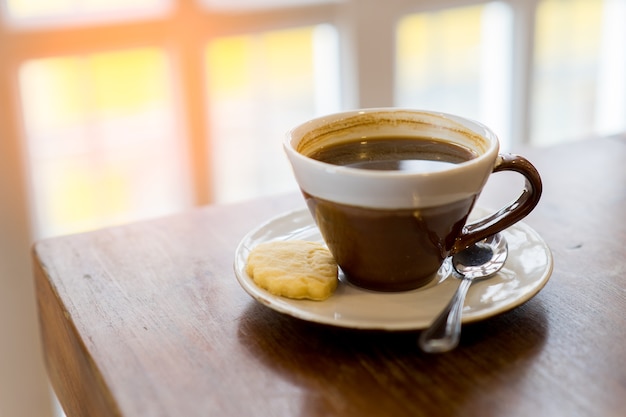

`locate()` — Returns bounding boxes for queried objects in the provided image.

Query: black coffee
[309,137,477,171]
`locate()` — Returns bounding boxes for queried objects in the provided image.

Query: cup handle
[451,153,543,254]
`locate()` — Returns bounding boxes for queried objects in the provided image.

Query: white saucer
[233,207,553,331]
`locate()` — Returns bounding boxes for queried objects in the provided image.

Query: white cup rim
[284,108,500,209]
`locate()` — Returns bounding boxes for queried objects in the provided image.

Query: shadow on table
[237,298,549,417]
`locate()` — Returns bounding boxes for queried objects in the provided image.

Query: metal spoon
[418,233,508,353]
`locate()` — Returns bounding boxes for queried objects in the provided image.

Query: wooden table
[34,136,626,417]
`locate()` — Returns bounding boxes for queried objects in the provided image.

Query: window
[19,49,188,237]
[395,2,513,149]
[532,0,626,145]
[205,24,339,202]
[4,0,625,239]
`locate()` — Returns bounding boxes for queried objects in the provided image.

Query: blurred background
[1,0,625,415]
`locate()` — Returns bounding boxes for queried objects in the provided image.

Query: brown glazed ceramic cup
[284,109,542,292]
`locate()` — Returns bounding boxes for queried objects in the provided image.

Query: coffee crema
[308,137,478,172]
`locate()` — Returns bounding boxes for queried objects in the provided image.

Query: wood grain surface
[34,136,626,417]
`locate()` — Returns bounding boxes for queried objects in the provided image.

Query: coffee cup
[284,109,542,292]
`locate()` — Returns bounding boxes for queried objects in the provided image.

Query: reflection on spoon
[418,233,508,353]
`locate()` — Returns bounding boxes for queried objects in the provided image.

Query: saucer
[233,207,553,331]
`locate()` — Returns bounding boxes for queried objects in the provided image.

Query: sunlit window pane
[19,48,190,238]
[532,0,625,146]
[205,24,340,203]
[395,2,513,149]
[594,0,626,137]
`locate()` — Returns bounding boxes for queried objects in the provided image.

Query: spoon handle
[418,277,472,353]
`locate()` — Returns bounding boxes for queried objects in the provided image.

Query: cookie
[245,240,338,301]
